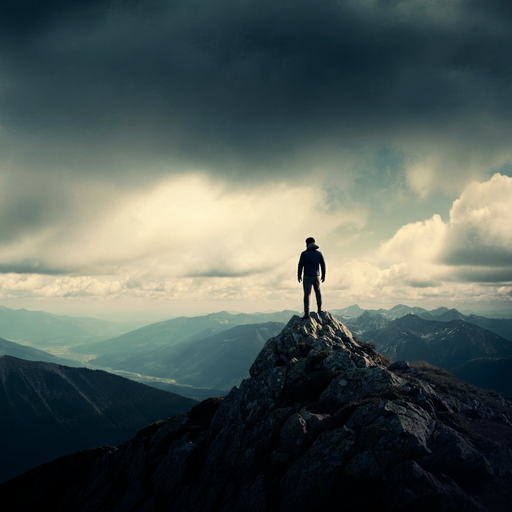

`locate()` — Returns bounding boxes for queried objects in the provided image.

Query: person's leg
[303,277,313,318]
[313,277,322,313]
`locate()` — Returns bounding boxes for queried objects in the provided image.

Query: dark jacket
[298,243,326,279]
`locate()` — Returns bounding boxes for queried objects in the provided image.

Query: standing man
[297,237,326,319]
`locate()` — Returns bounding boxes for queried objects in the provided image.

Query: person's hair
[305,237,315,245]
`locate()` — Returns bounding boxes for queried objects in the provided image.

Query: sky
[1,0,512,321]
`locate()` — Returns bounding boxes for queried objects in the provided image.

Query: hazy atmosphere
[1,0,512,320]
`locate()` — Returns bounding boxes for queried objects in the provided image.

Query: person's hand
[298,277,302,283]
[321,276,325,283]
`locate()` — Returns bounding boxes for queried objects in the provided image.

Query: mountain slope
[93,322,285,390]
[0,337,81,367]
[1,313,511,511]
[0,356,197,482]
[0,305,140,346]
[72,311,296,361]
[451,356,512,397]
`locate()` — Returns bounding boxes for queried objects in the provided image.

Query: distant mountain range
[93,322,285,390]
[329,306,512,396]
[361,314,512,368]
[72,310,296,360]
[332,303,512,321]
[338,306,512,342]
[3,304,512,398]
[0,305,144,346]
[0,356,197,483]
[332,304,432,320]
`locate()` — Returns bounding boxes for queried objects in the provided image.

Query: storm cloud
[2,0,512,178]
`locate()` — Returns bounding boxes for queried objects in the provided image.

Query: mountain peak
[249,312,378,378]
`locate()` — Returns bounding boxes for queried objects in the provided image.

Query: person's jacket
[298,243,326,279]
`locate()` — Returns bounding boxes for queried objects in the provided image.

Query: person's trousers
[303,275,322,313]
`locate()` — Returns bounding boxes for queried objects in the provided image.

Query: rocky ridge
[2,312,512,511]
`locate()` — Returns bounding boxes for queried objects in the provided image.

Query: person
[297,237,326,319]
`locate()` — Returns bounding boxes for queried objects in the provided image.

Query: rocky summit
[2,312,512,511]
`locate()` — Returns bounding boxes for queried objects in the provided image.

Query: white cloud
[322,173,512,306]
[1,173,511,310]
[442,173,512,268]
[0,174,365,303]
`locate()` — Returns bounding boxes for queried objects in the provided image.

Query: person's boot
[317,304,323,314]
[302,309,310,320]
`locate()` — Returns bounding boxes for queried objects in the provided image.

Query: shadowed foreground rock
[2,312,512,511]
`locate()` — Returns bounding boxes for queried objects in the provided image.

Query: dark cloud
[0,261,66,275]
[1,0,512,180]
[443,247,512,268]
[0,0,109,37]
[451,267,512,283]
[407,279,439,288]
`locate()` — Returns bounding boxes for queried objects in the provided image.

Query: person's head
[305,237,315,247]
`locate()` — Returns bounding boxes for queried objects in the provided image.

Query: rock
[320,348,357,372]
[343,400,434,479]
[280,413,307,453]
[383,460,487,512]
[210,366,287,430]
[388,360,411,372]
[320,366,406,405]
[279,426,356,511]
[421,424,495,491]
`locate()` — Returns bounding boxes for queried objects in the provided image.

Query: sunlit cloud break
[0,174,510,309]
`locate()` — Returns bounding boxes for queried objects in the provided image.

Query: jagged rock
[388,360,412,372]
[320,347,357,372]
[2,312,512,512]
[382,460,487,511]
[210,366,287,430]
[420,423,495,490]
[280,413,307,453]
[279,426,355,511]
[320,366,406,405]
[249,312,365,378]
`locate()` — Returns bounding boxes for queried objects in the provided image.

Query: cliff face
[2,312,512,511]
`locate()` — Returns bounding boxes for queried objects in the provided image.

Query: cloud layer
[0,174,511,310]
[1,2,512,312]
[1,0,512,184]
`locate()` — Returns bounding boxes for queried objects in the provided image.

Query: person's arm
[320,254,326,282]
[298,253,304,282]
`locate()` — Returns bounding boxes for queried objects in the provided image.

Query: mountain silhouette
[0,356,196,482]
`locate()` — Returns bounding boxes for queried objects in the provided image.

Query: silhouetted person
[297,237,326,319]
